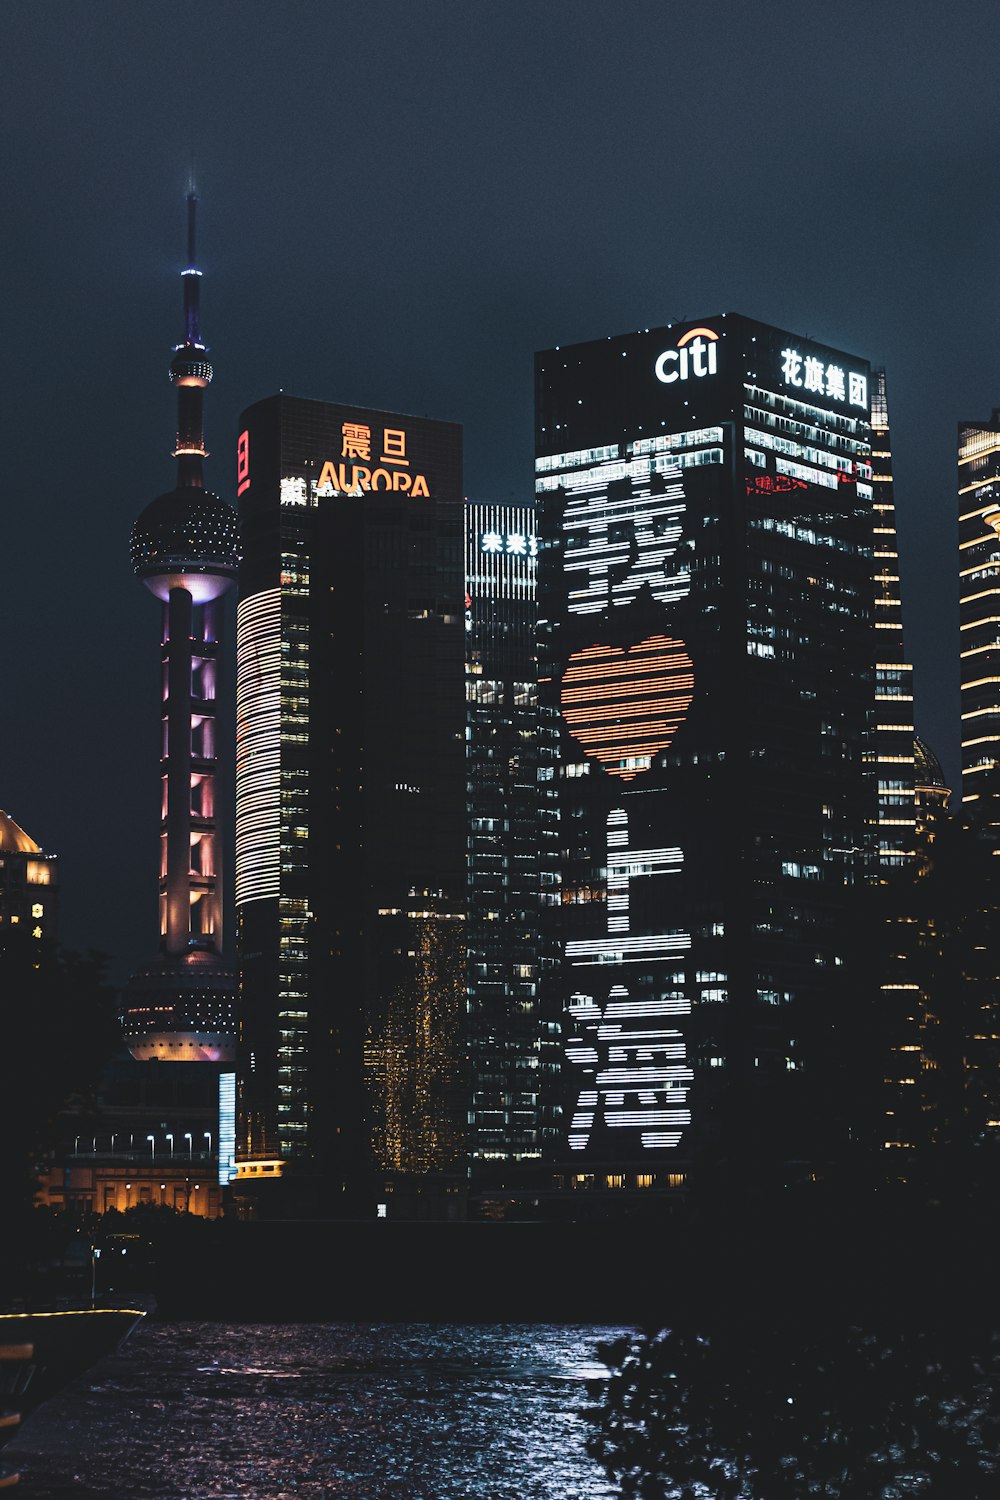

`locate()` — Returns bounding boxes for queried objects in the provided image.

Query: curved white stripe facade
[235,587,281,905]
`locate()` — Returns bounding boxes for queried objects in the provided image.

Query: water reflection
[12,1321,624,1498]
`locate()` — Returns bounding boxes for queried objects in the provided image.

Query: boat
[0,1308,145,1487]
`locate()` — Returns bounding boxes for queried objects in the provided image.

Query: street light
[184,1132,193,1159]
[166,1133,174,1159]
[147,1134,155,1161]
[204,1130,212,1156]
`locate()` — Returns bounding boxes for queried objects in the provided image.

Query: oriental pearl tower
[120,190,240,1062]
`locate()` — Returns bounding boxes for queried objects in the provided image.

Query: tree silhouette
[0,935,119,1273]
[589,1308,1000,1499]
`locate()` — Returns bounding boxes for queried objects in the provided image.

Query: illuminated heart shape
[561,634,694,780]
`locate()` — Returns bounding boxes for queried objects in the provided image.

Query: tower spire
[183,189,201,345]
[171,193,212,487]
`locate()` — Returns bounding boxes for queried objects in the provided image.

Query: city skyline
[5,2,1000,972]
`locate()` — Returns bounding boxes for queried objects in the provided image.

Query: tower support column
[165,584,194,953]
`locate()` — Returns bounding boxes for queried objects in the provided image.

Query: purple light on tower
[120,190,240,1064]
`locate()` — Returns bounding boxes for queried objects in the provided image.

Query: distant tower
[120,190,240,1063]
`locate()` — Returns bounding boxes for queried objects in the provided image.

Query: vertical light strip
[217,1071,236,1186]
[870,369,916,865]
[959,412,1000,803]
[235,587,281,904]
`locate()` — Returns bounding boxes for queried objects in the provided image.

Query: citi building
[536,314,878,1195]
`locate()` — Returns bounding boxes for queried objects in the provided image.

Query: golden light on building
[365,916,465,1175]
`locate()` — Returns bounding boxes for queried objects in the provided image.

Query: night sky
[4,1,999,980]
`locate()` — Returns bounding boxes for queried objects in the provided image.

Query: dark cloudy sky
[4,1,998,978]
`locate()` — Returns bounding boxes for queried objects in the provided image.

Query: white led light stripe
[553,458,691,616]
[566,935,690,962]
[235,588,282,905]
[565,809,693,1154]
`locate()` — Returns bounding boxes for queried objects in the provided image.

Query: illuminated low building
[37,1156,223,1219]
[235,395,466,1214]
[35,1056,225,1218]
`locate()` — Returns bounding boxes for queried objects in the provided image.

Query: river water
[10,1320,624,1497]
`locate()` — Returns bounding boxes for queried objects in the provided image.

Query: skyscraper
[870,369,916,866]
[958,409,1000,807]
[234,396,465,1213]
[464,503,561,1195]
[121,192,239,1070]
[535,314,877,1198]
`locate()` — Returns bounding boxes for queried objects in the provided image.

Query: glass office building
[464,503,561,1190]
[535,314,878,1192]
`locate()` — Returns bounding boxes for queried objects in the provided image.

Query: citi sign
[654,327,719,385]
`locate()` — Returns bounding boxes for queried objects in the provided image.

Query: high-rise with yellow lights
[536,314,879,1198]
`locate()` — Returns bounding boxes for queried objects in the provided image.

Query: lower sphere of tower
[120,950,237,1064]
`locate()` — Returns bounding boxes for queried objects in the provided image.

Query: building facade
[37,1059,223,1218]
[535,314,877,1196]
[0,809,57,953]
[464,503,561,1193]
[235,396,466,1213]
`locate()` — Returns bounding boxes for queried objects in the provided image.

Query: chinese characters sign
[779,347,867,410]
[480,529,537,558]
[237,429,250,496]
[315,421,431,497]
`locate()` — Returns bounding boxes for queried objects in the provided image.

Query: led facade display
[536,313,878,1184]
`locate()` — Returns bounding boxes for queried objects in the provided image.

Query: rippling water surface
[11,1320,624,1498]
